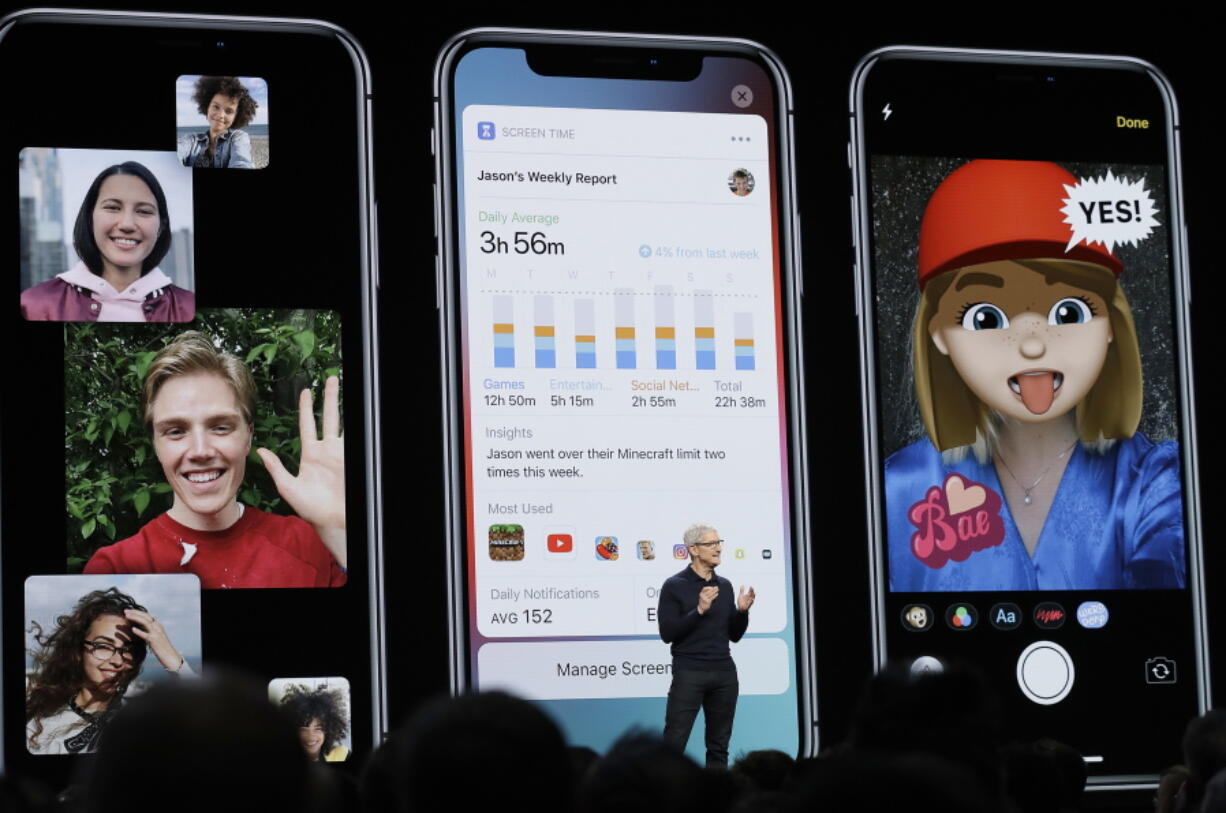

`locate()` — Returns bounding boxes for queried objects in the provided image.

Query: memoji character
[886,160,1184,591]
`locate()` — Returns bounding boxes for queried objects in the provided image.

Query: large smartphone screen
[0,13,377,779]
[855,54,1204,779]
[442,39,808,758]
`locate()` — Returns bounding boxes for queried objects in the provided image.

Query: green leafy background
[64,309,342,571]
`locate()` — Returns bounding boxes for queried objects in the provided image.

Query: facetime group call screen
[457,101,797,752]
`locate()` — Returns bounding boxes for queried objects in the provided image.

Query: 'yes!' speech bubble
[1060,170,1160,254]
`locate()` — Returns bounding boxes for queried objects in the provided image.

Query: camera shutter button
[1016,640,1074,705]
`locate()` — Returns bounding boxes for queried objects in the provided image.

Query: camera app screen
[870,157,1186,594]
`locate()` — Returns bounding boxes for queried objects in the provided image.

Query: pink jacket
[21,263,195,322]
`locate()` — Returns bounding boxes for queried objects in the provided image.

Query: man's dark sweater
[657,565,749,671]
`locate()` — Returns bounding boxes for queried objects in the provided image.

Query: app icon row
[487,524,774,563]
[901,600,1110,632]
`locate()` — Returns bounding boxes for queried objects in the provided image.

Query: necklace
[995,439,1079,506]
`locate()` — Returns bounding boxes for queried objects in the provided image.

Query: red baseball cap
[917,159,1123,290]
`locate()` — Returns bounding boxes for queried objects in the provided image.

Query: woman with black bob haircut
[178,75,258,169]
[278,683,350,762]
[20,161,194,322]
[26,587,194,754]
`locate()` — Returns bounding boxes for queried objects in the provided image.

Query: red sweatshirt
[84,507,346,589]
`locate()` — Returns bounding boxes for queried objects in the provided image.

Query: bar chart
[534,295,556,368]
[493,295,515,368]
[694,291,716,370]
[654,286,676,370]
[485,288,762,372]
[574,298,596,369]
[734,312,755,371]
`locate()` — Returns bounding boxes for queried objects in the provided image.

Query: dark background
[380,10,1224,757]
[3,2,1221,797]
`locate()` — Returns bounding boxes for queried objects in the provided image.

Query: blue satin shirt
[886,433,1186,591]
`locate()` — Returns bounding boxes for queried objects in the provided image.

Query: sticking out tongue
[1016,372,1055,415]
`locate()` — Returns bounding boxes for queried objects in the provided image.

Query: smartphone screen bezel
[0,8,384,779]
[434,27,816,757]
[849,45,1208,785]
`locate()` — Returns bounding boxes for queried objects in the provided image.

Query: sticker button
[1076,601,1109,629]
[1016,641,1075,705]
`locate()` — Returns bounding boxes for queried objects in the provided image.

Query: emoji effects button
[901,604,934,632]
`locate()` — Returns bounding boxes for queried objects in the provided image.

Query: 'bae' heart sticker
[908,474,1006,569]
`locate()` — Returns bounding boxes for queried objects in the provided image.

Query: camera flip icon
[1145,657,1177,685]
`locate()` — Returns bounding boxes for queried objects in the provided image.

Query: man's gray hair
[683,523,717,548]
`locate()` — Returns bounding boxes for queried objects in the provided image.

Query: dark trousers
[662,667,739,767]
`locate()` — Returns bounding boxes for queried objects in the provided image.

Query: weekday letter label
[908,474,1005,569]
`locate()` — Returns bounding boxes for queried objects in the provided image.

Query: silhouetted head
[395,691,571,813]
[732,749,795,792]
[849,660,1003,798]
[582,732,707,813]
[78,672,313,813]
[787,750,995,813]
[1184,711,1226,809]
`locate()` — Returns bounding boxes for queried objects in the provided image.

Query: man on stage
[657,523,755,767]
